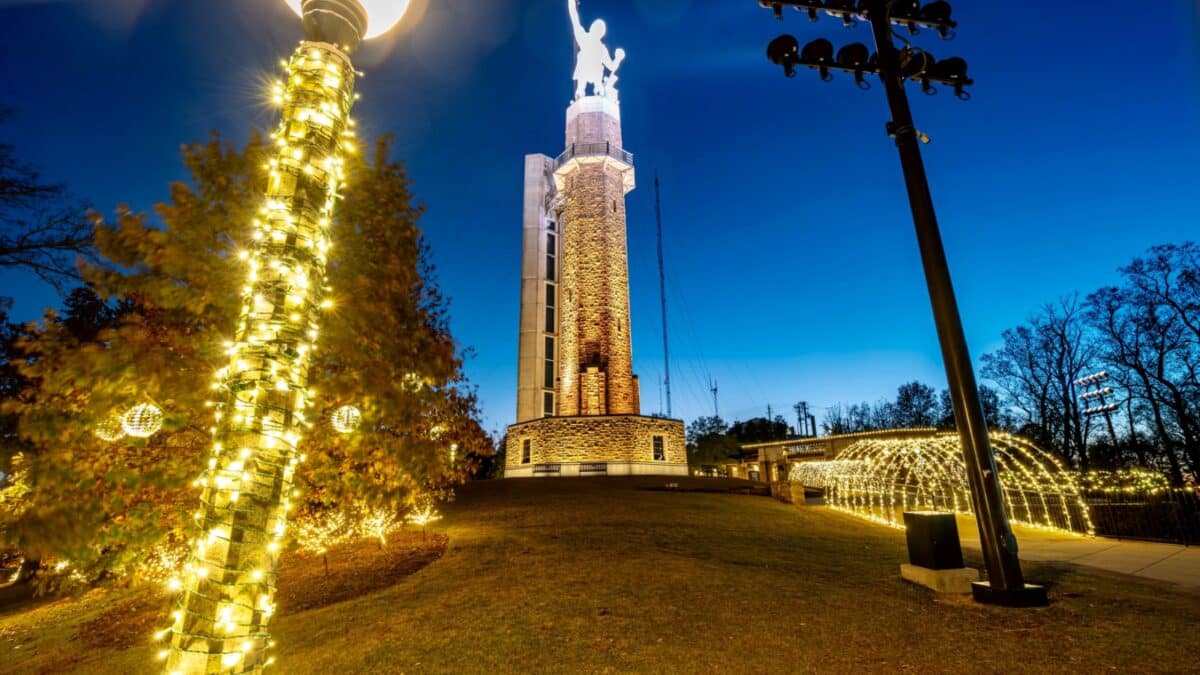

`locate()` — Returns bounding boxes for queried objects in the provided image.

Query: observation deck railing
[555,142,634,169]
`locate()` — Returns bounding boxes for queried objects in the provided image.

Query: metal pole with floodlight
[756,0,1047,607]
[160,2,410,672]
[1076,371,1120,454]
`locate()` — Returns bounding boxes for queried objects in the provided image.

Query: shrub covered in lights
[405,491,443,532]
[0,133,491,590]
[1078,467,1172,495]
[290,502,406,569]
[792,432,1094,535]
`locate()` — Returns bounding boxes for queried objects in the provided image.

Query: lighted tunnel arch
[790,432,1094,535]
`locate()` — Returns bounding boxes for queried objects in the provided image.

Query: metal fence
[1084,489,1200,545]
[555,142,634,168]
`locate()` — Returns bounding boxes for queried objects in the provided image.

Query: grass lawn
[3,476,1199,673]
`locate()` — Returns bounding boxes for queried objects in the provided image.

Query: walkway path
[957,518,1200,590]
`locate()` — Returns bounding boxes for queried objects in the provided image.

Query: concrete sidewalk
[957,519,1200,591]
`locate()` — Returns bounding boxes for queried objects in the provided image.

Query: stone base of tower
[505,415,688,478]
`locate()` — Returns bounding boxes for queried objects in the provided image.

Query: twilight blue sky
[1,0,1198,435]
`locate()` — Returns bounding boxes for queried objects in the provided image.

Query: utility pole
[759,0,1045,607]
[711,378,720,419]
[795,401,813,437]
[655,171,673,418]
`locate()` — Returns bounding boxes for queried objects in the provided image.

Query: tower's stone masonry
[508,89,684,477]
[506,415,687,478]
[555,97,638,417]
[557,152,637,416]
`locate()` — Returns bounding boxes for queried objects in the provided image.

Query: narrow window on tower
[653,435,665,461]
[543,391,555,416]
[545,283,556,333]
[546,231,556,281]
[522,439,531,464]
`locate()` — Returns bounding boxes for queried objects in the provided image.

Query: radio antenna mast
[655,171,673,418]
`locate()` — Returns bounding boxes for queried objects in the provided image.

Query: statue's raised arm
[568,0,586,45]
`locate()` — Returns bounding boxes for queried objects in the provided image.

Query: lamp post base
[971,581,1049,607]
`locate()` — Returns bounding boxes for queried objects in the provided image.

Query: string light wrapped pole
[757,0,1047,607]
[160,2,412,672]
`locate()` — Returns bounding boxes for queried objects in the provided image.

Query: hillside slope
[277,477,1198,673]
[3,477,1197,673]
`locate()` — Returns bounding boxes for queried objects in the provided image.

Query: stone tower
[507,1,686,479]
[555,96,639,417]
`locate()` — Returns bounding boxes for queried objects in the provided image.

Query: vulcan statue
[569,0,626,102]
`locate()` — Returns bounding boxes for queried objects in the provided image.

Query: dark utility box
[904,511,965,570]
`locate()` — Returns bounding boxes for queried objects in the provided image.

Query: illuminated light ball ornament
[402,371,427,392]
[284,0,411,40]
[331,405,362,434]
[94,413,127,443]
[121,403,164,439]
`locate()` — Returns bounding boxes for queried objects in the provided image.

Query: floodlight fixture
[801,37,836,80]
[767,33,801,77]
[759,0,958,36]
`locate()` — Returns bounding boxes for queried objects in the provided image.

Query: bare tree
[0,109,94,291]
[1085,244,1200,479]
[893,381,937,427]
[822,403,850,435]
[981,297,1098,467]
[1087,286,1189,481]
[982,322,1057,452]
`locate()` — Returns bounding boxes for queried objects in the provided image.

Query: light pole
[160,2,412,672]
[757,0,1047,607]
[1076,371,1121,455]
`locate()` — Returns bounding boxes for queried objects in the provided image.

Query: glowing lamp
[284,0,410,47]
[121,403,164,439]
[95,414,127,443]
[331,405,362,434]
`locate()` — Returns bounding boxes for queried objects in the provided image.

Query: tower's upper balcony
[555,141,633,169]
[552,141,636,194]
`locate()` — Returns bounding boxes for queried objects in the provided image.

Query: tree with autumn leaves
[1,133,490,585]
